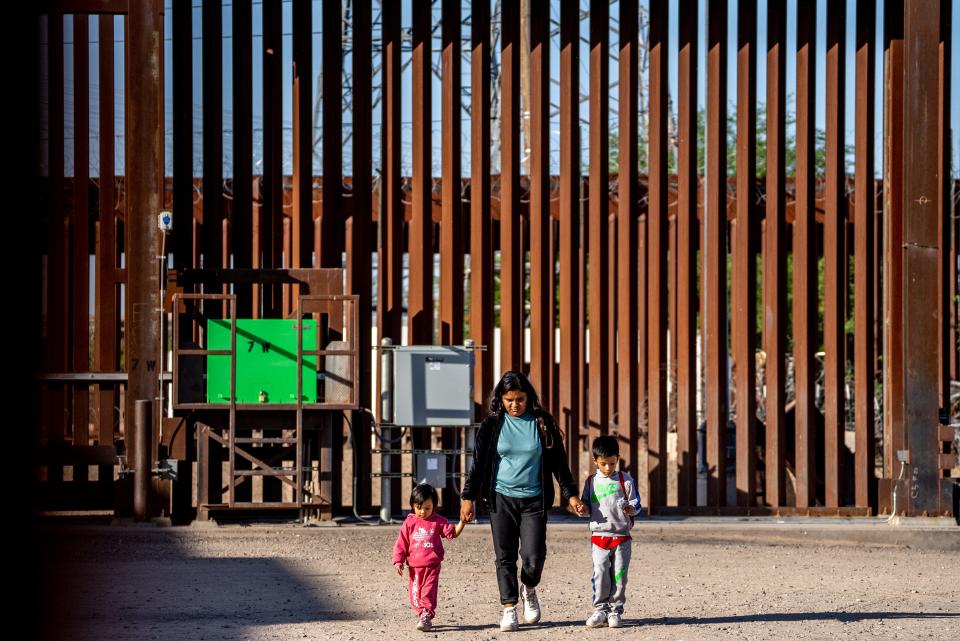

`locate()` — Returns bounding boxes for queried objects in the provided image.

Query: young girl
[392,483,466,631]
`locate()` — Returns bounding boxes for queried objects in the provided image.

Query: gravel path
[37,522,958,640]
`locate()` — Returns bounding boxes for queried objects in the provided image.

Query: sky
[45,0,960,182]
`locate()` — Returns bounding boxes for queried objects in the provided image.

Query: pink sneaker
[416,611,433,632]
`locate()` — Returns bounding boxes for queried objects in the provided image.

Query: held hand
[568,496,588,516]
[624,505,636,516]
[460,499,475,524]
[394,562,404,576]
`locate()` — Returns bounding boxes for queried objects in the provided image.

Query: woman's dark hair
[487,370,543,416]
[488,370,556,447]
[591,435,620,459]
[410,483,439,508]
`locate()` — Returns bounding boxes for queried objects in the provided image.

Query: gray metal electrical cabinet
[393,346,474,426]
[415,452,447,488]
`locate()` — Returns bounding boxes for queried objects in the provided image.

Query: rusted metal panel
[823,0,846,508]
[410,0,433,347]
[637,210,647,492]
[500,0,522,373]
[883,0,905,484]
[378,0,403,511]
[668,217,678,455]
[350,0,373,512]
[95,14,119,462]
[874,180,883,385]
[380,0,403,349]
[529,2,550,401]
[410,0,433,458]
[733,0,757,507]
[293,0,312,278]
[262,0,283,316]
[902,0,944,516]
[794,0,817,508]
[574,178,590,456]
[322,0,343,270]
[952,177,959,381]
[470,0,493,417]
[173,0,194,300]
[73,15,91,457]
[589,0,610,443]
[763,0,786,507]
[549,218,560,420]
[937,0,952,415]
[439,0,462,512]
[203,0,223,271]
[233,0,253,315]
[647,0,668,508]
[440,0,463,348]
[261,0,283,503]
[705,0,729,507]
[676,0,699,507]
[608,211,618,442]
[855,0,877,509]
[124,0,163,497]
[558,0,581,481]
[617,0,639,482]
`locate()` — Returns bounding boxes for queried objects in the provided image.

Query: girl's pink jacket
[391,513,457,567]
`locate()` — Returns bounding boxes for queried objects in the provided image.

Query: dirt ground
[36,521,958,641]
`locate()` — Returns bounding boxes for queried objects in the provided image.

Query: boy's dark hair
[591,435,620,459]
[410,483,439,508]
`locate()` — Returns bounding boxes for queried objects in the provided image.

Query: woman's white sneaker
[607,612,623,628]
[519,584,541,623]
[500,605,519,631]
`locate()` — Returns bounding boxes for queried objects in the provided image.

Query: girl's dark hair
[410,483,439,508]
[591,435,620,459]
[487,370,556,447]
[488,370,542,416]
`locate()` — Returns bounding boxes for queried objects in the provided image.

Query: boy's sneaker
[585,609,608,627]
[607,612,623,628]
[416,611,433,632]
[519,584,541,623]
[500,605,519,631]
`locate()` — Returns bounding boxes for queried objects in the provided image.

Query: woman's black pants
[489,492,548,605]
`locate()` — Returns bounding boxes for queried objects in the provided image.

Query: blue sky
[48,0,960,181]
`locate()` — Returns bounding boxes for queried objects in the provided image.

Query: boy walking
[579,435,641,628]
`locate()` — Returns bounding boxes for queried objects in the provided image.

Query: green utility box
[206,319,317,404]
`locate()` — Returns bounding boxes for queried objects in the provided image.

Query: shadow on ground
[36,525,356,641]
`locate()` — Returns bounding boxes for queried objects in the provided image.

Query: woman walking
[460,370,587,631]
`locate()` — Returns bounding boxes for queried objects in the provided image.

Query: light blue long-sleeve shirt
[493,412,542,498]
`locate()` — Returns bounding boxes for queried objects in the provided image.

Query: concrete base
[544,515,960,551]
